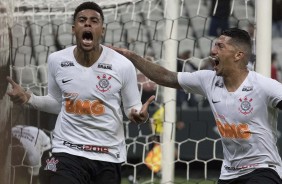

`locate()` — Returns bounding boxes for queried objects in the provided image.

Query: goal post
[255,0,272,77]
[161,0,178,183]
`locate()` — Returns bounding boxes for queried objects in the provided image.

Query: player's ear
[235,51,244,61]
[72,25,75,34]
[101,26,105,38]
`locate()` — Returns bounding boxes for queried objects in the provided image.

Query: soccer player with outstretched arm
[111,28,282,184]
[7,2,154,184]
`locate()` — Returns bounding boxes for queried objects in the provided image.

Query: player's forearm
[127,52,181,89]
[27,93,61,114]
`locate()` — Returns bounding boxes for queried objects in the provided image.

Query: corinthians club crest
[238,96,253,115]
[44,157,59,172]
[96,74,112,92]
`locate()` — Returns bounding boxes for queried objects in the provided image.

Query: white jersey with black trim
[178,70,282,180]
[12,125,51,175]
[47,45,142,163]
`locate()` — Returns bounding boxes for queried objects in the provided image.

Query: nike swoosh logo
[62,79,73,83]
[212,99,220,103]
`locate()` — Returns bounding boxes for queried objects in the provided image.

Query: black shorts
[217,168,282,184]
[39,152,121,184]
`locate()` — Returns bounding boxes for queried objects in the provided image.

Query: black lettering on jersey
[98,63,112,70]
[242,86,253,91]
[224,164,259,171]
[63,141,109,153]
[215,80,224,88]
[61,61,74,67]
[116,152,120,158]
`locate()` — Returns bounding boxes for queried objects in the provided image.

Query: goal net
[0,0,258,183]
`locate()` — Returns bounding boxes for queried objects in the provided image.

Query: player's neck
[224,69,249,92]
[74,46,102,67]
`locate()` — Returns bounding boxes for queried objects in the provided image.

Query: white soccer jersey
[12,125,51,175]
[178,70,282,180]
[37,45,142,163]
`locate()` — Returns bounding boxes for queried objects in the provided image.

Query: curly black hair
[73,1,104,23]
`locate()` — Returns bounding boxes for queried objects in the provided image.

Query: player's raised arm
[6,76,31,105]
[6,76,61,114]
[110,46,182,89]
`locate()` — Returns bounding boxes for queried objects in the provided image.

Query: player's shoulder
[47,46,76,68]
[101,45,133,66]
[249,70,275,82]
[48,46,75,61]
[248,70,281,89]
[178,69,216,81]
[198,69,216,76]
[187,69,216,79]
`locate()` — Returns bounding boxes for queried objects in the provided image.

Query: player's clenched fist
[6,76,31,105]
[129,95,155,124]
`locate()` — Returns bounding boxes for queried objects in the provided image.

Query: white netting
[0,0,259,183]
[0,2,12,184]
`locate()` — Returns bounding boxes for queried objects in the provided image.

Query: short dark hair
[73,2,104,23]
[221,28,252,60]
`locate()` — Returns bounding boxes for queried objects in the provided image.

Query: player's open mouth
[82,31,93,45]
[210,56,219,66]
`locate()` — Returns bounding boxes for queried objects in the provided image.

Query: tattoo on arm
[129,53,181,89]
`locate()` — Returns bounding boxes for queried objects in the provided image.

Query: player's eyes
[78,18,86,22]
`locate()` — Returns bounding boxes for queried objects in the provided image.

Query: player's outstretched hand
[108,46,132,59]
[6,76,31,105]
[130,95,155,124]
